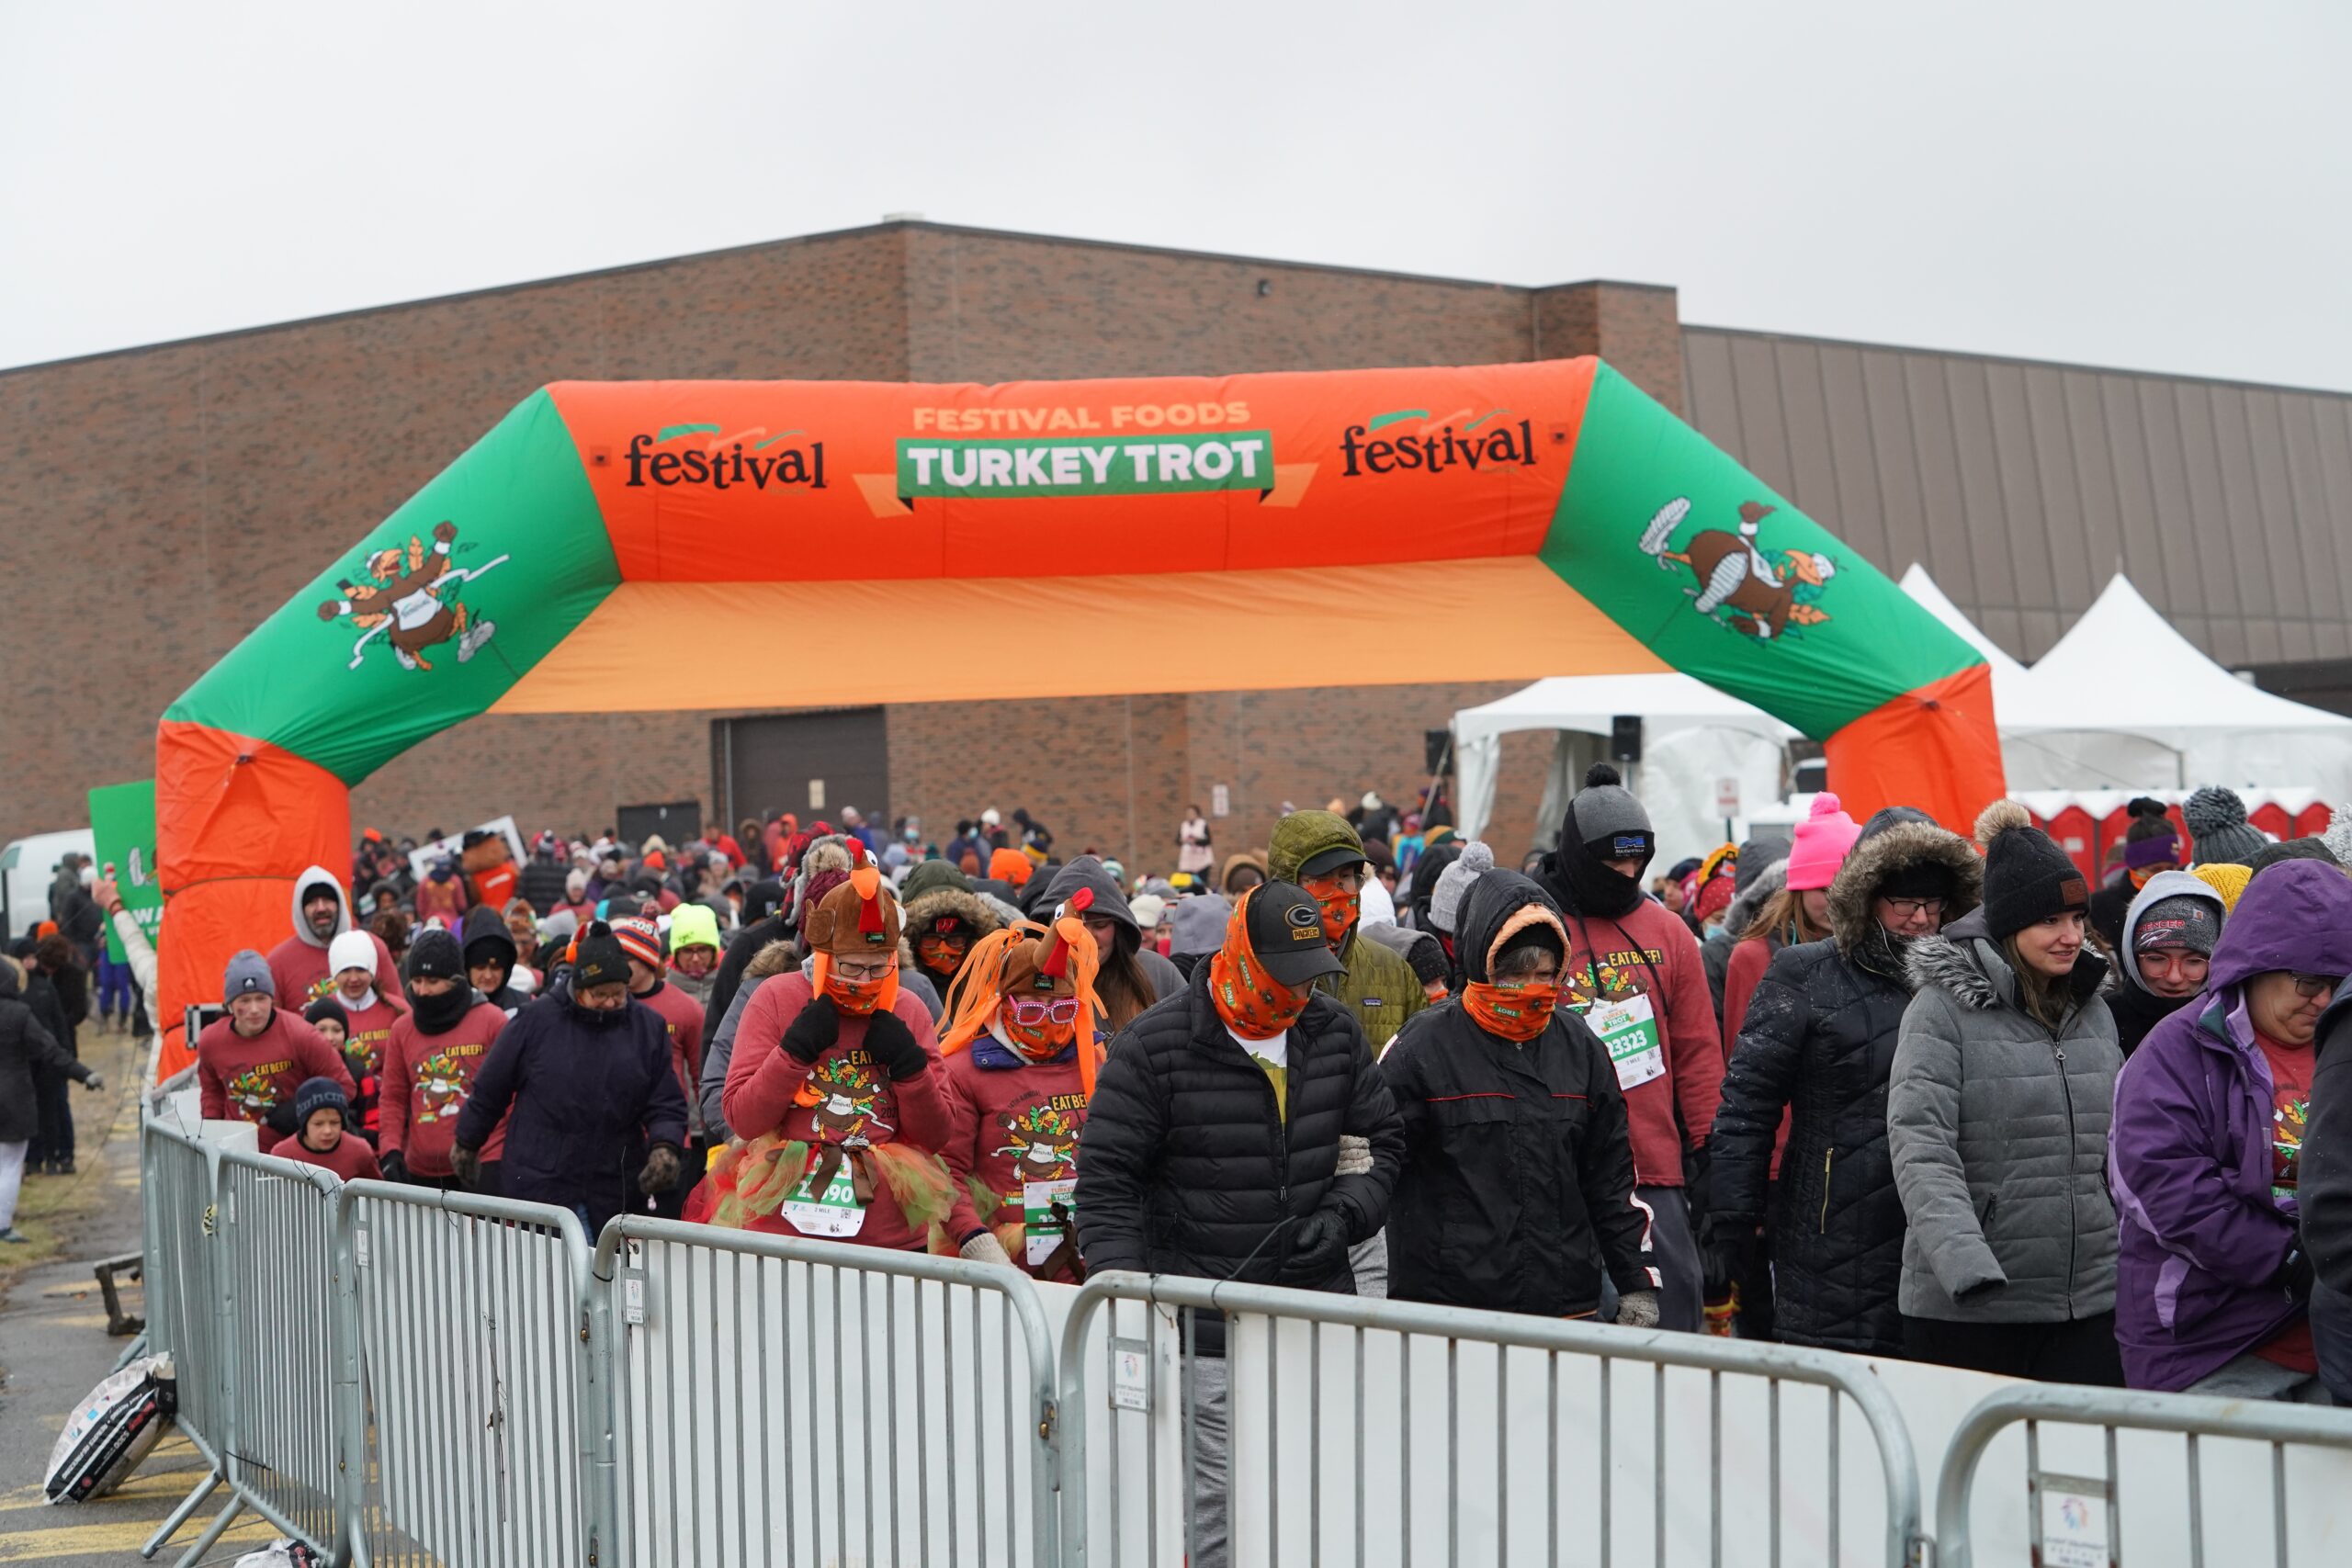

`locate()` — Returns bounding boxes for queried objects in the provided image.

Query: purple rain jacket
[2109,859,2352,1391]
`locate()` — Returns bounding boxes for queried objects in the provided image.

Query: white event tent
[1452,672,1797,852]
[1928,572,2352,795]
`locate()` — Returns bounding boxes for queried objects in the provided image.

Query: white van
[2,828,96,944]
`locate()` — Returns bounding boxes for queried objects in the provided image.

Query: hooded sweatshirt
[459,906,531,1014]
[2110,860,2352,1390]
[2109,870,2228,1058]
[1036,857,1186,1009]
[268,865,402,1009]
[1267,812,1430,1055]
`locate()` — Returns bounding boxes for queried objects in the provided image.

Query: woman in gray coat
[1888,800,2125,1384]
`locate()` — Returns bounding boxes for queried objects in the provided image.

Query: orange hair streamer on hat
[939,888,1106,1095]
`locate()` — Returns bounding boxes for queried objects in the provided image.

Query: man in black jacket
[1076,880,1404,1568]
[1379,868,1657,1324]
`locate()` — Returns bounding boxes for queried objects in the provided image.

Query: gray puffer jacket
[1887,909,2121,1324]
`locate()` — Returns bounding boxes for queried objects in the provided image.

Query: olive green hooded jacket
[1270,810,1430,1055]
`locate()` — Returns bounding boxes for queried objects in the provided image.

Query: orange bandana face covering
[1208,891,1314,1041]
[998,996,1080,1058]
[1301,874,1361,949]
[812,953,899,1017]
[1462,979,1560,1042]
[916,934,968,979]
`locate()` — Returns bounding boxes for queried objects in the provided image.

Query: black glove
[1277,1206,1351,1286]
[265,1100,300,1139]
[781,995,840,1064]
[638,1144,683,1195]
[862,1008,928,1082]
[1701,1215,1754,1302]
[2276,1247,2315,1302]
[1682,1144,1713,1228]
[379,1149,409,1186]
[451,1145,482,1188]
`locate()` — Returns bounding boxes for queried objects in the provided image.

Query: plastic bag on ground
[233,1540,326,1566]
[43,1351,178,1504]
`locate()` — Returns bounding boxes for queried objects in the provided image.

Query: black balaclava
[1545,764,1655,919]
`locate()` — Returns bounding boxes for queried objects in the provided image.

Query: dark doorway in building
[617,800,703,849]
[718,709,890,832]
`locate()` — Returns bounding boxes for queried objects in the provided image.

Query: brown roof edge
[1,219,1615,379]
[1683,321,2352,401]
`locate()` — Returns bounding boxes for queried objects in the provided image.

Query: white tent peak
[2030,574,2346,736]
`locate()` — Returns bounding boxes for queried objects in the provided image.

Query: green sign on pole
[87,779,160,965]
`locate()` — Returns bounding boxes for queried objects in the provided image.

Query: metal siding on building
[1678,327,2352,672]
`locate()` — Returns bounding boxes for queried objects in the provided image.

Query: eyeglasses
[833,960,894,983]
[1881,897,1947,919]
[2290,974,2337,1000]
[1007,997,1080,1027]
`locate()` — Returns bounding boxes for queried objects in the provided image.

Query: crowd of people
[0,854,119,1241]
[13,773,2352,1427]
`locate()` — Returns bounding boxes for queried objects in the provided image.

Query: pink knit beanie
[1784,793,1861,892]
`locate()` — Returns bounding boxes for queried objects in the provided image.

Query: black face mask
[1547,834,1651,920]
[410,983,476,1033]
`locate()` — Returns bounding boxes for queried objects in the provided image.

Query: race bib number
[1023,1179,1078,1269]
[1584,991,1666,1091]
[781,1156,865,1238]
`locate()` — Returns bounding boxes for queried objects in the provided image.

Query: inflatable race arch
[153,358,2003,1075]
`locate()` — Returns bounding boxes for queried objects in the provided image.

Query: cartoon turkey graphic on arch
[1639,497,1837,641]
[316,519,507,672]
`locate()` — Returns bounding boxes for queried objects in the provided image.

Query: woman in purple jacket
[2109,859,2352,1400]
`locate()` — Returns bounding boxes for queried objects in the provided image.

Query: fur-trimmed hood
[1723,858,1788,942]
[1906,908,2108,1011]
[744,931,921,982]
[901,885,1001,942]
[1826,822,1984,954]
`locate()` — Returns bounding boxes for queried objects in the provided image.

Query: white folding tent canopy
[1999,575,2352,795]
[1452,672,1798,852]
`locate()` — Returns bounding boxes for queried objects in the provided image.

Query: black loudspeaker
[1610,716,1643,764]
[1793,757,1830,795]
[1425,729,1453,774]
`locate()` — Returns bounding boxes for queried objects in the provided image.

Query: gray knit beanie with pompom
[1427,841,1496,936]
[2183,786,2267,867]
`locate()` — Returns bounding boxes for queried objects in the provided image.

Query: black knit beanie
[1974,800,2088,940]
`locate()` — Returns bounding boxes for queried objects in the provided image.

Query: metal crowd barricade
[589,1215,1061,1568]
[198,1148,347,1558]
[334,1180,603,1568]
[1057,1271,1928,1568]
[137,1115,233,1561]
[1933,1382,2352,1568]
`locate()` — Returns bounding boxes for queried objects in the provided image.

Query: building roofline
[1683,321,2352,401]
[0,219,1679,379]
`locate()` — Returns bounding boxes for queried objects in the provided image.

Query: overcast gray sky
[3,3,2342,388]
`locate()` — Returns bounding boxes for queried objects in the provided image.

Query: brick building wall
[0,221,1681,861]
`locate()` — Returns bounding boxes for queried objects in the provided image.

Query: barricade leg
[140,1470,221,1560]
[169,1493,246,1568]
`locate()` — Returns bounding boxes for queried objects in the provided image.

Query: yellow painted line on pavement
[0,1461,215,1516]
[0,1516,276,1562]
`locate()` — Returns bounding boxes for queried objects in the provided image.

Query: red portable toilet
[2249,798,2293,843]
[2044,802,2101,883]
[2295,801,2334,840]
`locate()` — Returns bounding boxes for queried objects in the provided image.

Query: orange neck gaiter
[1207,892,1312,1042]
[1302,873,1361,950]
[1462,979,1560,1042]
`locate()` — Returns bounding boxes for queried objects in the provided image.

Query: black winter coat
[453,985,687,1235]
[1708,820,1983,1356]
[518,855,571,915]
[0,966,93,1143]
[1075,965,1404,1351]
[1380,869,1651,1317]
